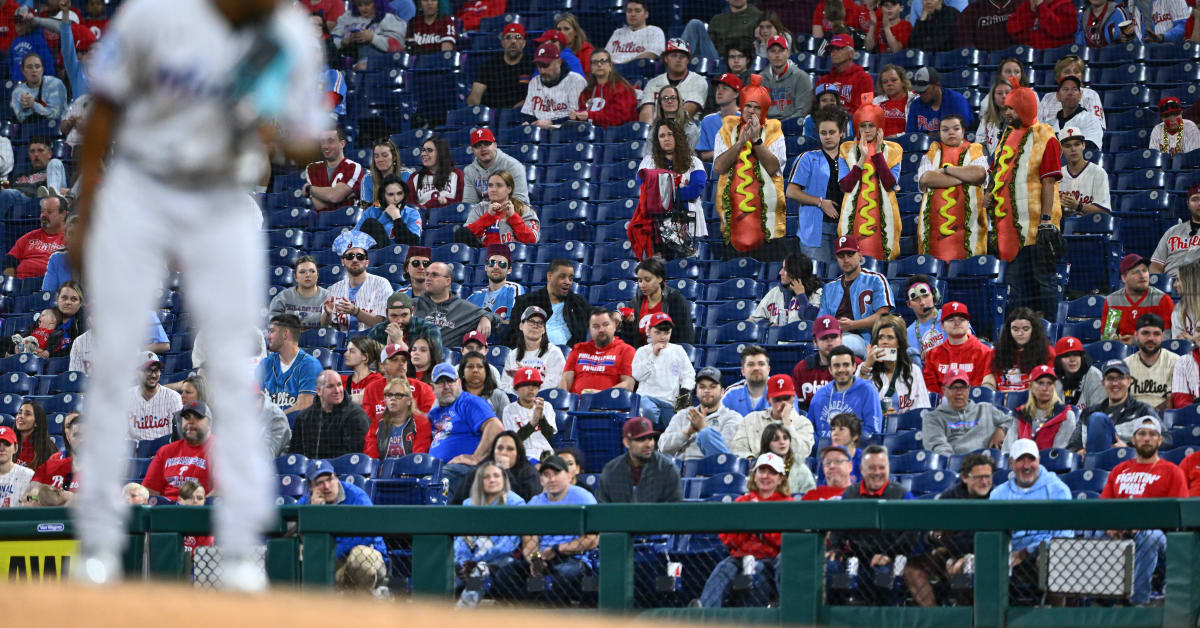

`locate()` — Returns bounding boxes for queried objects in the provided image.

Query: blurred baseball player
[71,0,325,589]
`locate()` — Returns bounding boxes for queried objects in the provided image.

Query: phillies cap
[1119,253,1149,276]
[767,35,789,50]
[1101,359,1130,376]
[521,305,548,322]
[1030,364,1056,382]
[431,362,459,382]
[622,416,659,440]
[813,315,841,339]
[1010,438,1039,461]
[512,367,543,388]
[0,426,15,446]
[942,368,970,388]
[834,235,859,254]
[141,351,162,371]
[767,374,795,399]
[306,459,336,482]
[1056,126,1086,144]
[180,401,211,419]
[712,72,743,91]
[382,343,409,361]
[470,128,496,145]
[1132,415,1162,435]
[462,330,489,349]
[1159,96,1183,117]
[536,29,567,45]
[406,245,432,260]
[695,366,723,385]
[941,301,969,321]
[486,243,511,261]
[911,67,939,93]
[648,312,674,328]
[753,452,786,474]
[1054,336,1084,356]
[828,33,854,49]
[533,41,561,64]
[664,37,691,56]
[501,23,525,37]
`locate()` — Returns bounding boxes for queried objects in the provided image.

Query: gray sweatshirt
[1055,366,1105,412]
[260,397,292,458]
[659,403,745,461]
[462,149,530,205]
[762,61,813,121]
[268,287,330,329]
[412,294,499,349]
[921,399,1013,456]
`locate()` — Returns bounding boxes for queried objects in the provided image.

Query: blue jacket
[453,491,526,564]
[721,380,803,418]
[817,270,895,344]
[9,32,55,82]
[787,149,838,247]
[299,480,388,561]
[1075,3,1135,46]
[807,377,884,438]
[906,89,974,134]
[989,465,1074,553]
[353,203,423,240]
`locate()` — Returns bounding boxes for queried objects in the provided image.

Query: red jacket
[1013,402,1075,450]
[580,79,638,128]
[815,62,875,113]
[1179,450,1200,497]
[1006,0,1078,48]
[718,491,794,558]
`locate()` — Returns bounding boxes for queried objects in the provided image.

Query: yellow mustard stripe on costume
[937,186,957,235]
[735,143,758,212]
[858,160,878,237]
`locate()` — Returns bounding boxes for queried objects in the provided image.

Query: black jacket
[617,284,695,347]
[449,461,541,504]
[1066,396,1166,451]
[828,481,916,561]
[507,287,591,348]
[595,451,683,503]
[288,395,369,460]
[934,481,990,556]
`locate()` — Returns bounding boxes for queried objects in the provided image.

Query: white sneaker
[72,551,122,586]
[220,556,268,593]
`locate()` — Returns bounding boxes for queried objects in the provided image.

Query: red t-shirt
[872,19,913,50]
[344,371,385,417]
[814,62,876,113]
[141,440,212,500]
[6,228,66,279]
[564,338,636,394]
[33,453,76,491]
[635,297,664,341]
[922,335,994,393]
[0,2,19,52]
[991,346,1056,393]
[184,535,214,554]
[303,158,364,211]
[1101,458,1189,499]
[301,0,346,24]
[878,95,908,137]
[802,485,846,500]
[81,16,108,39]
[15,435,35,468]
[1179,451,1200,497]
[813,0,866,32]
[407,16,457,53]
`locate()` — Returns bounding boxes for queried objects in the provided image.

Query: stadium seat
[882,430,924,454]
[686,453,749,478]
[889,450,942,473]
[1085,340,1135,364]
[537,388,577,414]
[275,453,309,476]
[1169,425,1200,447]
[0,373,35,395]
[1084,446,1136,470]
[969,387,996,405]
[299,327,345,349]
[699,472,747,498]
[704,279,762,303]
[590,279,637,304]
[1060,319,1102,344]
[711,258,764,281]
[886,410,925,433]
[1060,468,1108,494]
[766,320,814,344]
[887,255,944,279]
[330,453,379,477]
[1039,448,1080,474]
[535,240,589,264]
[705,320,765,346]
[136,434,172,458]
[1164,339,1194,356]
[0,394,22,416]
[278,474,307,499]
[909,469,957,496]
[1160,446,1198,464]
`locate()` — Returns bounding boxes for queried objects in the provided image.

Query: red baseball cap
[767,35,789,50]
[1159,96,1183,117]
[767,374,795,399]
[470,128,495,145]
[1190,184,1200,199]
[833,235,859,254]
[813,315,841,339]
[1119,253,1148,276]
[1030,364,1057,382]
[536,29,567,45]
[828,34,854,49]
[622,416,659,440]
[512,367,543,388]
[462,330,489,348]
[712,72,743,91]
[0,426,15,446]
[941,301,969,321]
[533,41,561,64]
[1054,336,1084,356]
[502,23,525,37]
[648,312,673,328]
[942,368,970,388]
[664,37,691,56]
[382,343,409,361]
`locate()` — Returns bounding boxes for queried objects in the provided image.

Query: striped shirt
[325,273,393,331]
[127,385,183,441]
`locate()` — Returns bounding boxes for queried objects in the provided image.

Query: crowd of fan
[2,0,1200,606]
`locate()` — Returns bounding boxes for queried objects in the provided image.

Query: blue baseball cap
[306,459,336,483]
[431,362,459,383]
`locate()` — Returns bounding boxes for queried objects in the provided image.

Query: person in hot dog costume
[713,74,790,262]
[837,103,903,261]
[916,113,990,261]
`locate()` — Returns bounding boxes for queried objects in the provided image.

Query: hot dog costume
[917,139,989,260]
[716,74,788,253]
[837,104,903,261]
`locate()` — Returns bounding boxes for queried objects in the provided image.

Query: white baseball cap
[1010,438,1039,461]
[753,453,785,474]
[1132,416,1161,435]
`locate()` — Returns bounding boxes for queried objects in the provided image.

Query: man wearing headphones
[904,274,951,362]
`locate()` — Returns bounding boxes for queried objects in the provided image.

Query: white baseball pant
[74,160,273,560]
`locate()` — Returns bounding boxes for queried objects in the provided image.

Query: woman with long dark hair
[618,256,695,347]
[984,307,1056,393]
[49,280,86,357]
[407,136,464,209]
[750,251,824,326]
[758,423,815,495]
[332,0,407,65]
[360,138,408,206]
[408,335,443,384]
[342,336,385,413]
[13,400,54,471]
[1052,336,1104,410]
[857,315,930,415]
[571,49,637,127]
[354,175,422,246]
[499,307,565,393]
[636,118,708,250]
[28,411,81,505]
[459,351,509,416]
[451,431,541,504]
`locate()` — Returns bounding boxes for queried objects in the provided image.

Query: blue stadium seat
[711,258,764,281]
[882,430,924,454]
[537,388,577,414]
[1169,425,1200,447]
[1084,446,1136,470]
[1164,339,1194,356]
[1116,169,1167,190]
[0,394,22,416]
[278,474,307,499]
[590,279,637,303]
[136,434,172,458]
[1060,468,1108,494]
[444,105,493,129]
[543,144,595,163]
[1060,319,1102,344]
[664,278,699,301]
[887,255,945,279]
[603,122,652,143]
[378,453,444,480]
[535,240,590,264]
[889,450,942,473]
[575,389,635,414]
[589,259,639,284]
[540,222,592,242]
[886,410,925,433]
[299,327,345,349]
[600,140,646,163]
[766,320,814,344]
[596,199,637,222]
[1113,149,1166,171]
[330,453,379,477]
[0,353,43,376]
[969,386,996,405]
[1039,448,1080,473]
[947,255,1004,280]
[699,472,747,498]
[49,371,85,394]
[704,278,762,303]
[705,299,756,326]
[909,469,957,496]
[1059,295,1105,321]
[269,266,294,287]
[541,201,589,224]
[1119,189,1172,211]
[1085,340,1135,364]
[275,453,309,476]
[1160,446,1198,464]
[0,372,34,394]
[705,320,765,345]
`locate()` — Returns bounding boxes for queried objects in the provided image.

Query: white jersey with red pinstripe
[1172,351,1200,406]
[127,385,183,441]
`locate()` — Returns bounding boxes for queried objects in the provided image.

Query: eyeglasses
[822,458,851,467]
[593,58,612,65]
[486,260,509,269]
[502,34,524,41]
[342,252,367,261]
[966,473,993,481]
[409,259,432,268]
[660,95,679,102]
[384,392,410,399]
[907,286,931,301]
[523,319,545,327]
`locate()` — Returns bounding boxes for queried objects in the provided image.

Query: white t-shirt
[88,0,325,183]
[916,146,990,192]
[605,25,666,64]
[1150,120,1200,154]
[639,71,709,110]
[127,385,184,441]
[1048,108,1105,149]
[1037,88,1105,129]
[853,364,932,414]
[0,464,33,508]
[974,119,1005,155]
[501,400,557,463]
[1059,162,1112,212]
[1125,350,1179,409]
[499,344,567,394]
[713,125,787,177]
[521,72,588,121]
[637,154,710,237]
[326,273,394,331]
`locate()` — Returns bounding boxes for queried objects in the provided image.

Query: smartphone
[879,347,898,362]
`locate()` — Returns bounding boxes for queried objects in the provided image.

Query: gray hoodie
[412,293,499,349]
[762,61,813,121]
[462,149,530,205]
[921,399,1013,456]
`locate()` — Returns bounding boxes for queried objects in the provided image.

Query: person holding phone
[857,314,931,416]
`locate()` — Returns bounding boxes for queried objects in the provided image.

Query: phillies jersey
[521,72,587,121]
[1101,458,1188,499]
[33,453,77,492]
[1102,287,1174,340]
[6,228,66,279]
[467,282,525,320]
[259,349,323,412]
[141,439,212,500]
[127,385,183,441]
[1152,220,1200,278]
[816,270,896,343]
[604,25,665,64]
[1059,162,1111,213]
[406,16,456,53]
[303,157,364,210]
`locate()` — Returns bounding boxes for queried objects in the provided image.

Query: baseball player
[127,352,183,442]
[70,0,325,589]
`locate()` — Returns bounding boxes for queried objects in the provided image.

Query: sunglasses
[343,252,367,261]
[907,286,931,301]
[409,259,432,268]
[486,260,509,268]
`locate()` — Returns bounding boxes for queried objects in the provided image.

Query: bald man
[288,369,370,459]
